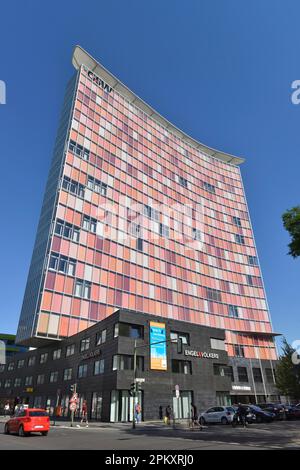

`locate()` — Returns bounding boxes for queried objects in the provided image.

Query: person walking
[135,402,141,423]
[79,399,89,427]
[236,403,248,427]
[165,405,172,425]
[4,403,10,417]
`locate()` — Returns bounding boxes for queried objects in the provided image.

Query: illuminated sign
[150,321,167,371]
[184,350,219,359]
[87,70,112,93]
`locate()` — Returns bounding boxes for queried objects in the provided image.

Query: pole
[132,340,137,429]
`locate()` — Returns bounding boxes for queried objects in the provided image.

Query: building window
[28,356,36,367]
[228,305,239,318]
[232,216,242,227]
[66,344,75,357]
[234,345,245,358]
[37,374,45,385]
[112,355,144,371]
[78,364,88,378]
[114,323,144,339]
[213,364,234,381]
[55,219,80,243]
[237,367,248,382]
[178,175,188,188]
[159,223,169,238]
[265,368,275,384]
[49,252,76,276]
[246,275,254,286]
[96,329,107,346]
[252,367,263,383]
[53,349,62,360]
[17,360,25,369]
[63,368,72,381]
[172,360,192,374]
[170,331,189,345]
[235,234,245,245]
[4,379,12,388]
[40,353,48,364]
[49,371,59,383]
[14,378,22,387]
[8,362,14,371]
[82,215,97,233]
[192,228,201,241]
[87,175,107,196]
[137,238,143,252]
[206,288,222,302]
[74,279,91,299]
[143,204,159,221]
[210,338,226,351]
[62,176,85,198]
[80,338,90,352]
[203,182,215,194]
[248,255,258,266]
[94,359,105,375]
[25,376,33,386]
[0,365,5,373]
[68,139,90,161]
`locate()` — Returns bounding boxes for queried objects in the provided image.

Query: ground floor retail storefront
[0,309,280,421]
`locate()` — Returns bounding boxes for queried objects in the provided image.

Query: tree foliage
[282,206,300,258]
[275,338,300,400]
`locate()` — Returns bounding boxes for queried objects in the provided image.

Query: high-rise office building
[16,47,278,404]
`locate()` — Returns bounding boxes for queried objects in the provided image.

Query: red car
[4,408,50,437]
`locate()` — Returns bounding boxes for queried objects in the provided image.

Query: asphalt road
[0,420,300,450]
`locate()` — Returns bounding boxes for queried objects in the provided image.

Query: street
[0,419,300,450]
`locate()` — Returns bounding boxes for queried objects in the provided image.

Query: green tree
[282,206,300,258]
[275,338,300,401]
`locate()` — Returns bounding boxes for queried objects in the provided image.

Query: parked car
[259,403,286,420]
[248,405,275,423]
[199,406,236,425]
[4,408,50,437]
[285,405,300,420]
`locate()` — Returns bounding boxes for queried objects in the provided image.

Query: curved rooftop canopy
[72,45,244,166]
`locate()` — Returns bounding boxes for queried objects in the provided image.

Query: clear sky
[0,0,299,350]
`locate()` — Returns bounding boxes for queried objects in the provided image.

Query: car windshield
[29,411,48,417]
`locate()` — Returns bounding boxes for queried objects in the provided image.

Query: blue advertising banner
[149,321,167,370]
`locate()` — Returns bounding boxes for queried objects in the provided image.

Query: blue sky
[0,0,299,350]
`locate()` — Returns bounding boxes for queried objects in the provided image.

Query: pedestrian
[135,402,141,423]
[4,403,10,416]
[165,405,172,425]
[159,405,163,420]
[191,403,198,425]
[236,403,248,427]
[79,399,89,427]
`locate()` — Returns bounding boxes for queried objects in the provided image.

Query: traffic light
[136,382,142,393]
[177,337,183,354]
[129,382,136,396]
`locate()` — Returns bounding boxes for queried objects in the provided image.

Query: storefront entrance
[172,391,193,419]
[110,390,143,422]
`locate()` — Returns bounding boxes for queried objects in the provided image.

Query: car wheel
[41,431,48,436]
[199,417,206,425]
[4,424,10,435]
[256,415,263,424]
[221,417,228,425]
[18,425,27,437]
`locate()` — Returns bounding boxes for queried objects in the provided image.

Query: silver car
[199,406,236,425]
